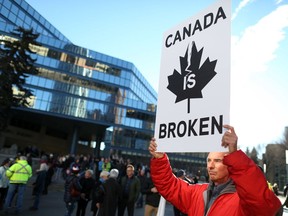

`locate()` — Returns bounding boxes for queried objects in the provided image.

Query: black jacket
[63,174,82,202]
[91,180,104,212]
[98,177,122,216]
[79,176,94,201]
[142,177,160,207]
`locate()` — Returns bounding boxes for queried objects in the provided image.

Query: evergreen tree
[245,147,250,155]
[250,147,259,164]
[0,27,39,131]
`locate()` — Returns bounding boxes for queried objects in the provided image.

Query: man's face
[85,171,92,179]
[126,167,134,178]
[207,152,229,185]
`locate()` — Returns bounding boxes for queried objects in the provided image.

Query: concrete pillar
[94,135,102,159]
[93,127,107,159]
[90,134,96,149]
[70,126,79,154]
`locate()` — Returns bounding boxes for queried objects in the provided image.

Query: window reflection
[29,87,155,130]
[0,15,156,134]
[28,42,121,76]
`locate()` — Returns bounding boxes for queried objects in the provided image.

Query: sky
[25,0,288,154]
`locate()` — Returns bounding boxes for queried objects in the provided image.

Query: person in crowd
[76,169,94,216]
[63,164,82,216]
[29,156,49,210]
[283,183,288,208]
[3,155,32,214]
[97,157,104,179]
[97,168,122,216]
[191,176,198,184]
[136,168,146,208]
[79,156,90,173]
[110,149,120,169]
[26,153,33,167]
[91,170,109,216]
[273,183,279,196]
[118,164,140,216]
[148,125,282,216]
[0,158,12,210]
[142,173,161,216]
[102,158,111,172]
[43,160,54,195]
[53,155,64,182]
[63,154,74,180]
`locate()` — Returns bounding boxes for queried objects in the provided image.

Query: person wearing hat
[0,158,12,209]
[64,164,82,216]
[97,168,121,216]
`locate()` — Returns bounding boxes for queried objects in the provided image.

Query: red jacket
[150,150,281,216]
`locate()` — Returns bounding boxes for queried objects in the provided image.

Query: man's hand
[148,138,164,159]
[80,193,85,199]
[151,187,158,193]
[221,125,238,153]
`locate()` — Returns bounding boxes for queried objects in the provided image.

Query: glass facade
[0,0,206,169]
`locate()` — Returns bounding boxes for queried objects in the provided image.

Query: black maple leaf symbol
[167,41,217,113]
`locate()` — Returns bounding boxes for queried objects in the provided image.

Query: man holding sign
[149,125,281,216]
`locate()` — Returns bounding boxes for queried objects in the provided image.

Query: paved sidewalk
[0,177,285,216]
[0,177,174,216]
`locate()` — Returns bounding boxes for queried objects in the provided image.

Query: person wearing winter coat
[142,175,161,216]
[148,125,282,216]
[29,157,49,210]
[76,169,94,216]
[0,158,12,209]
[97,169,121,216]
[3,155,32,214]
[118,164,141,216]
[64,164,82,216]
[90,170,109,216]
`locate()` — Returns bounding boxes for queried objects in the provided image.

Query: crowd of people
[0,148,174,216]
[0,125,284,216]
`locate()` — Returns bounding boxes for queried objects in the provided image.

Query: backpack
[70,179,81,197]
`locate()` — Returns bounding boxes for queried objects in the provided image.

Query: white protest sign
[155,0,231,152]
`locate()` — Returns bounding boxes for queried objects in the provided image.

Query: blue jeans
[4,183,26,212]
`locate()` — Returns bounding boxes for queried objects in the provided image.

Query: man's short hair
[176,169,185,177]
[127,164,134,170]
[86,169,94,176]
[19,156,27,160]
[110,169,119,178]
[100,170,110,177]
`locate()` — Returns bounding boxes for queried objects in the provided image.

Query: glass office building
[0,0,207,172]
